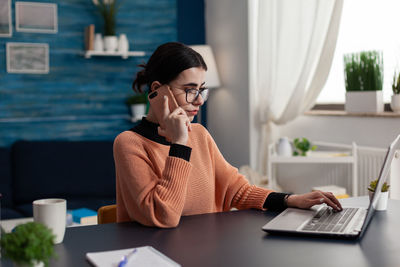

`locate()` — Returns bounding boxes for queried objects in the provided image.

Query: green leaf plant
[92,0,124,36]
[392,71,400,94]
[344,50,384,92]
[368,179,390,192]
[293,138,317,156]
[0,222,56,267]
[126,93,147,106]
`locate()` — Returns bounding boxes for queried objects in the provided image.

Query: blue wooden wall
[0,0,178,146]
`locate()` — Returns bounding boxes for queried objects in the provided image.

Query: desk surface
[2,197,400,267]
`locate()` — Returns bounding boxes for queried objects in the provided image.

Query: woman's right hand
[157,96,192,145]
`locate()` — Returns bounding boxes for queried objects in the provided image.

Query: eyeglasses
[171,86,210,104]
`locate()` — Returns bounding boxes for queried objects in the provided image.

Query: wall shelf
[84,50,146,59]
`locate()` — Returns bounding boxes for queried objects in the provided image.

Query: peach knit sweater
[114,122,273,228]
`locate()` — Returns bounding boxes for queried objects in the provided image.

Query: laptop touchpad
[263,208,316,231]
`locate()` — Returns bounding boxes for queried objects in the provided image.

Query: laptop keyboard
[301,207,358,233]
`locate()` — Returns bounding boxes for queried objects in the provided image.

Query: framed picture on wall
[7,43,49,74]
[0,0,12,37]
[15,2,58,33]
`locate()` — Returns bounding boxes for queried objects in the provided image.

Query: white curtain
[250,0,343,179]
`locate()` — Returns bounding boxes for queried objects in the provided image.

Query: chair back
[97,204,117,224]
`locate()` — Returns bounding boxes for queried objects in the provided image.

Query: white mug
[33,198,67,244]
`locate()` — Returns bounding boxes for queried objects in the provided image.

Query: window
[316,0,400,104]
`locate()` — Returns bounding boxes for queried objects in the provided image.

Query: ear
[150,81,162,92]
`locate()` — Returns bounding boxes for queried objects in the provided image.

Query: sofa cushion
[1,207,24,219]
[0,147,13,207]
[12,141,116,205]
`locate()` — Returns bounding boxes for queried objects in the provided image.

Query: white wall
[205,0,250,168]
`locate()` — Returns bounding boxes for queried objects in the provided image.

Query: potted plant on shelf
[126,93,147,121]
[344,50,384,113]
[0,222,56,267]
[391,71,400,113]
[368,179,390,210]
[92,0,122,52]
[292,137,317,156]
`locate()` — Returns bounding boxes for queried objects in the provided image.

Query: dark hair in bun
[132,42,207,93]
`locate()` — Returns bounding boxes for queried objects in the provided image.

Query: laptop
[262,134,400,239]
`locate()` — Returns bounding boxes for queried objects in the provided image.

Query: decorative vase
[345,91,384,113]
[277,137,292,157]
[369,190,389,211]
[130,104,146,121]
[94,33,104,52]
[390,94,400,113]
[118,34,129,54]
[103,36,118,52]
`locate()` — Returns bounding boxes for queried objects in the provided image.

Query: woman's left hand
[287,191,343,211]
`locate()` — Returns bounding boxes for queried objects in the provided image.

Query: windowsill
[305,110,400,118]
[308,103,400,118]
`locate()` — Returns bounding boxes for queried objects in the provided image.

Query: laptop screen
[360,135,400,236]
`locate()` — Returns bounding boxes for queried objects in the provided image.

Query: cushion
[0,147,13,207]
[1,207,25,219]
[12,141,116,205]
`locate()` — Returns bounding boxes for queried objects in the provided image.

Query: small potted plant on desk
[0,222,56,267]
[126,93,147,122]
[368,179,390,211]
[391,71,400,113]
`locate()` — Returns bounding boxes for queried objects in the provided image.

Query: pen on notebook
[118,248,137,267]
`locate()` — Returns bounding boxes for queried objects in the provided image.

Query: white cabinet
[267,141,358,196]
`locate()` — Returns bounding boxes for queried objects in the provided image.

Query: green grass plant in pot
[292,138,317,156]
[0,222,56,267]
[126,93,148,121]
[344,50,384,113]
[92,0,123,52]
[367,179,390,210]
[391,71,400,113]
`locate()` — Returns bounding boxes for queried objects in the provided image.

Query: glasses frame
[169,86,210,104]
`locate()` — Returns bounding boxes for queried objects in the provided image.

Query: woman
[114,42,342,228]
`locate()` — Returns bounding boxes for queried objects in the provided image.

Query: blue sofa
[1,140,116,219]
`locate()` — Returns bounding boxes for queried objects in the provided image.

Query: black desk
[2,198,400,267]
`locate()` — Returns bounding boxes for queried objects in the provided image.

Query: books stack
[84,24,95,51]
[312,185,349,199]
[69,208,97,225]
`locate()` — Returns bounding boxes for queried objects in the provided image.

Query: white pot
[390,94,400,113]
[345,91,383,113]
[130,104,146,120]
[277,137,292,157]
[103,36,118,52]
[94,33,103,52]
[118,34,129,54]
[369,190,389,211]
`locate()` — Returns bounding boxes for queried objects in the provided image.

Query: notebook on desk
[262,134,400,239]
[86,246,181,267]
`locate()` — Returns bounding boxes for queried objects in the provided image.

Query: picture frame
[15,2,58,33]
[0,0,12,37]
[7,42,49,74]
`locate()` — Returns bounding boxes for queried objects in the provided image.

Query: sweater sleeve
[203,128,274,211]
[114,133,192,228]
